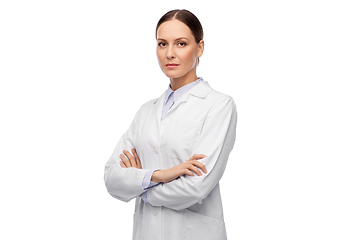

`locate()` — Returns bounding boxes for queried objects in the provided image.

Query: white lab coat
[104,80,237,240]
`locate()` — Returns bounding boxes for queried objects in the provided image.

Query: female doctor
[104,9,237,240]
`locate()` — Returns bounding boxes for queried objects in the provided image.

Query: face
[156,19,204,80]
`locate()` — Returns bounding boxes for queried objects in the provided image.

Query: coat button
[152,209,158,216]
[154,148,158,154]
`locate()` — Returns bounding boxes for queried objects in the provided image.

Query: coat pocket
[182,209,227,240]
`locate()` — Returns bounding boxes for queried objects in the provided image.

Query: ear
[197,40,204,58]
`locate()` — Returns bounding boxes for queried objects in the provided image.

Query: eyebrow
[157,37,189,41]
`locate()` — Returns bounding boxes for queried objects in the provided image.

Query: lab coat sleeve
[147,97,237,210]
[104,108,150,202]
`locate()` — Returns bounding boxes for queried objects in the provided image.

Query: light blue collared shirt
[141,77,203,203]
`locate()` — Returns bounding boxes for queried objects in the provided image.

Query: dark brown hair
[155,9,204,43]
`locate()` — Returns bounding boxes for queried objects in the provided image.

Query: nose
[166,45,175,59]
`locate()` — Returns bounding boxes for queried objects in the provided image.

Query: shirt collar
[164,77,203,105]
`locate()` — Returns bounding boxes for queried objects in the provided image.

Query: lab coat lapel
[165,81,212,116]
[165,92,191,116]
[153,81,212,128]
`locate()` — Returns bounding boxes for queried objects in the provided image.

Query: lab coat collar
[153,80,213,129]
[189,80,212,98]
[153,80,212,105]
[164,77,203,105]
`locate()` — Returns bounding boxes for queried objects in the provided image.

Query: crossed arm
[120,148,208,184]
[111,97,237,210]
[105,97,236,208]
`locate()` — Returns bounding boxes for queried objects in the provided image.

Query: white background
[1,0,359,239]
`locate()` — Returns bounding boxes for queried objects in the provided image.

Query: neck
[169,69,198,91]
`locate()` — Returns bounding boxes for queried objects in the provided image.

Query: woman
[104,9,237,240]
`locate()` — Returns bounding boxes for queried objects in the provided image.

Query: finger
[189,165,203,176]
[190,154,207,161]
[120,154,131,168]
[119,161,126,168]
[184,169,194,177]
[192,160,208,174]
[132,148,142,168]
[123,150,136,167]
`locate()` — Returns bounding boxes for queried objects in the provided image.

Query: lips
[166,63,179,66]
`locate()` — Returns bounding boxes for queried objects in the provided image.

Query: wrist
[151,170,163,183]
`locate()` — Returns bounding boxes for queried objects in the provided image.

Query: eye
[177,42,187,47]
[158,42,167,47]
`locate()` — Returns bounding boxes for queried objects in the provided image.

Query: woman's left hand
[120,148,142,169]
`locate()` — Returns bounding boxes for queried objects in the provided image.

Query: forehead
[157,19,194,41]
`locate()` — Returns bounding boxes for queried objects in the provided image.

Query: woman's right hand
[151,154,208,183]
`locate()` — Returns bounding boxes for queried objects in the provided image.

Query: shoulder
[207,88,236,111]
[194,80,236,109]
[209,89,234,102]
[140,98,157,109]
[133,97,157,118]
[135,91,164,114]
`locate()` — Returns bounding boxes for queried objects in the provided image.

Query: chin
[164,73,182,79]
[162,67,193,79]
[162,70,182,79]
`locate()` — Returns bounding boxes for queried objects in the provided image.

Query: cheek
[156,49,161,59]
[156,50,165,64]
[180,49,197,65]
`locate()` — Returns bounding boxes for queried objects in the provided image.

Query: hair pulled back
[156,9,203,43]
